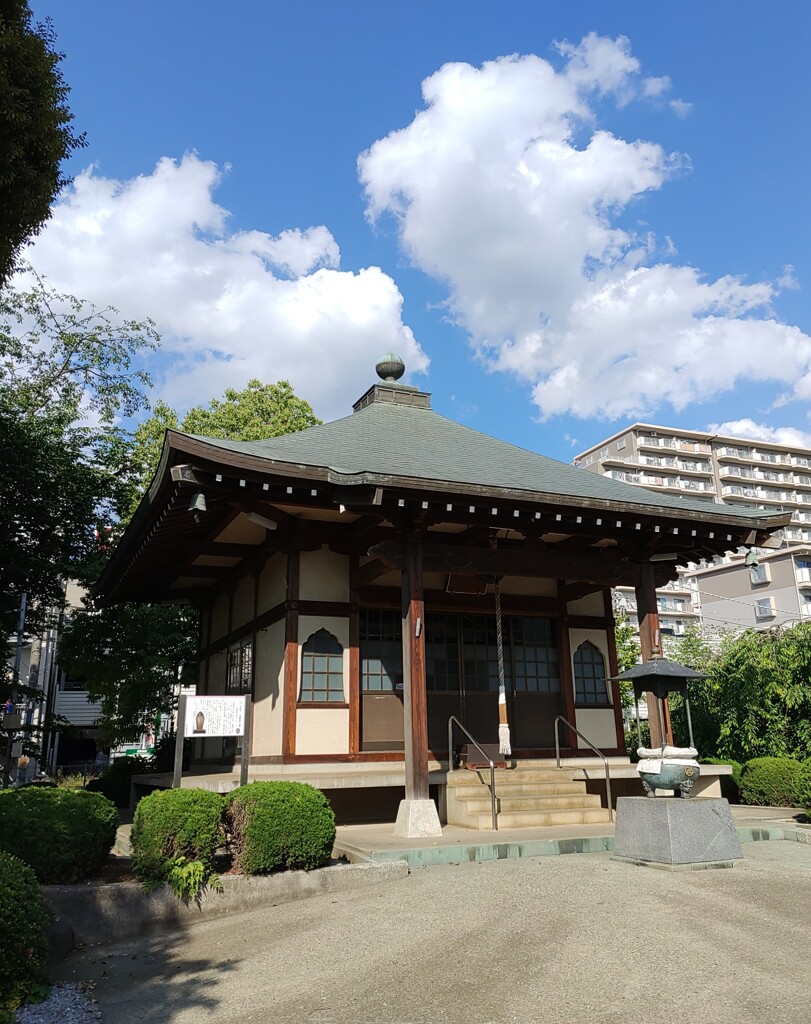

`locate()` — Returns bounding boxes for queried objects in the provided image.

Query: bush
[797,759,811,814]
[700,757,743,803]
[226,781,336,875]
[0,851,49,1014]
[739,757,804,807]
[87,756,153,807]
[131,788,224,901]
[0,787,117,883]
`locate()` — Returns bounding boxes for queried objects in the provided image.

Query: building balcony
[716,446,754,462]
[751,450,793,467]
[54,690,102,727]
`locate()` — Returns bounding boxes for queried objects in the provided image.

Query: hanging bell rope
[494,576,511,757]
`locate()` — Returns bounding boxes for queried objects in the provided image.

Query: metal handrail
[554,716,613,823]
[447,716,498,831]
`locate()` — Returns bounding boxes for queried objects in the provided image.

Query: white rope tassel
[495,581,511,756]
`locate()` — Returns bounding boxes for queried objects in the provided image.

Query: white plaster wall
[295,614,349,755]
[300,547,349,602]
[232,574,255,630]
[252,621,285,757]
[569,626,619,751]
[210,592,230,643]
[258,553,286,611]
[567,592,605,616]
[208,649,227,693]
[574,708,618,750]
[296,708,350,755]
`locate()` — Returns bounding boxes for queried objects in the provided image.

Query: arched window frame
[572,640,610,707]
[298,628,346,705]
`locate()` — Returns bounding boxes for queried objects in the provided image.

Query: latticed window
[512,617,560,693]
[360,610,402,692]
[299,629,345,703]
[573,641,609,705]
[227,638,253,693]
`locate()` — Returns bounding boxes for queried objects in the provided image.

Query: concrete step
[458,794,603,813]
[466,807,611,829]
[447,769,569,786]
[448,781,589,799]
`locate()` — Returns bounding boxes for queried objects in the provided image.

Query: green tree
[0,2,85,285]
[56,603,198,746]
[59,378,319,744]
[0,271,157,646]
[613,611,640,706]
[709,623,811,762]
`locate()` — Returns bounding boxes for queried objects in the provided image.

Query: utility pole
[3,593,27,788]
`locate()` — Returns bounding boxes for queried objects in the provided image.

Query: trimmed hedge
[131,788,224,892]
[739,757,804,807]
[0,851,49,1013]
[699,757,743,803]
[798,759,811,814]
[225,781,336,875]
[87,756,153,808]
[0,787,118,883]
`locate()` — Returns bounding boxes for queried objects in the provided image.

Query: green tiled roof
[180,393,782,525]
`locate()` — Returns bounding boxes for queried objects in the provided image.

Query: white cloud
[669,98,693,118]
[709,418,811,450]
[777,264,800,291]
[20,154,427,420]
[642,75,671,98]
[360,36,809,423]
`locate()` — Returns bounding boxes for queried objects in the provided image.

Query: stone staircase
[445,764,609,829]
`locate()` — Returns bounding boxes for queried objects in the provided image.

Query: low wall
[45,859,409,949]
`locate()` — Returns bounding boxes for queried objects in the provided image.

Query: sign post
[173,694,251,789]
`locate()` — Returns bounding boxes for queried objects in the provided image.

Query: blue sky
[25,1,811,460]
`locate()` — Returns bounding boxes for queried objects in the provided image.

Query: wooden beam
[283,551,300,758]
[349,556,360,755]
[357,586,558,617]
[557,580,577,751]
[402,538,429,801]
[635,563,668,749]
[351,557,393,589]
[369,540,642,587]
[603,588,626,751]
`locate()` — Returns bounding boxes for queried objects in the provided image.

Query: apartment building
[574,424,811,633]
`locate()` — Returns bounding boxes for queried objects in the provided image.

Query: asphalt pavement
[55,840,811,1024]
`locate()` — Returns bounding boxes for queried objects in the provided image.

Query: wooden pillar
[401,538,429,801]
[282,549,300,759]
[349,556,360,754]
[557,580,578,750]
[603,588,626,751]
[634,563,670,748]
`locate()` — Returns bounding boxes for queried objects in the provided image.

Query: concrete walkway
[55,840,811,1024]
[334,804,807,865]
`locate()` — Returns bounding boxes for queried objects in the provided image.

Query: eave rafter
[96,448,789,606]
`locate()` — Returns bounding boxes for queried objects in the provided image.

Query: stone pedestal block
[612,796,743,870]
[393,798,443,838]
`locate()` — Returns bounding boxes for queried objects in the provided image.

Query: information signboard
[184,696,246,738]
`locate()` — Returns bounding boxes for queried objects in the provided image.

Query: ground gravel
[16,983,101,1024]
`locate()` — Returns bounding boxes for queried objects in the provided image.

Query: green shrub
[131,788,224,901]
[86,756,153,807]
[796,759,811,813]
[739,757,804,807]
[225,781,336,875]
[0,787,117,883]
[699,757,743,803]
[0,851,49,1014]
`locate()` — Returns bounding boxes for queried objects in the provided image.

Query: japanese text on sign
[185,696,246,738]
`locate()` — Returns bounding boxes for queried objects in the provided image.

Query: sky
[21,1,811,461]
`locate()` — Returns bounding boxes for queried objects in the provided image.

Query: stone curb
[44,859,409,952]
